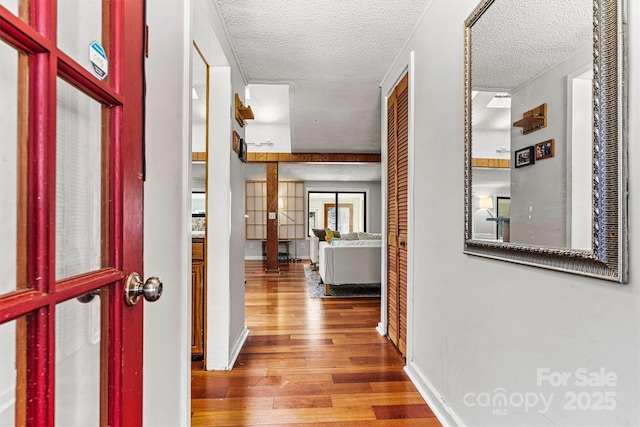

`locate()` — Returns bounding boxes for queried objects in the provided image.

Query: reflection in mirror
[464,0,628,282]
[471,0,591,248]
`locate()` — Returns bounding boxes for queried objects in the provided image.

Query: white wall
[382,1,639,425]
[569,74,593,250]
[193,123,206,152]
[246,123,292,152]
[144,0,192,425]
[192,0,249,371]
[472,128,510,159]
[143,1,250,423]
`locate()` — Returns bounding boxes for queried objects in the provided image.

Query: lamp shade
[479,197,494,210]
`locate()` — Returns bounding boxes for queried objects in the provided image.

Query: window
[278,182,304,240]
[245,181,267,240]
[246,181,304,240]
[308,192,366,236]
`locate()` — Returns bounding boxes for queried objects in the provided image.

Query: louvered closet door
[387,84,399,349]
[387,73,408,356]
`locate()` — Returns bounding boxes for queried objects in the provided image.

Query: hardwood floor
[191,260,441,426]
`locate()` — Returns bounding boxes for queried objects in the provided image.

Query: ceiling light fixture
[487,92,511,109]
[246,139,274,146]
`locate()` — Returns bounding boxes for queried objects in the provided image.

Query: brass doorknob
[125,272,163,306]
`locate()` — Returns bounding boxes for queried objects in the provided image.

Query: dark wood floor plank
[332,371,410,384]
[273,395,333,409]
[191,260,442,426]
[372,403,436,420]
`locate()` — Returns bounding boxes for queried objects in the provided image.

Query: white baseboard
[227,327,249,370]
[404,361,464,427]
[376,322,385,336]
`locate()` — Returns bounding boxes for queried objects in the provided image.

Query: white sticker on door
[89,41,108,80]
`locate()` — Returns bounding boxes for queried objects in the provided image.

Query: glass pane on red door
[55,292,104,426]
[57,0,103,75]
[0,0,28,23]
[55,78,107,281]
[0,38,27,295]
[0,315,27,426]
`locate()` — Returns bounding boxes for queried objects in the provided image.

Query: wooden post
[265,162,279,273]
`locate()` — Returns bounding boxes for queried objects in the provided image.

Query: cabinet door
[191,262,204,356]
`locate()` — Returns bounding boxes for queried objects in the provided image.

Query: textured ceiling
[471,0,592,91]
[216,0,430,153]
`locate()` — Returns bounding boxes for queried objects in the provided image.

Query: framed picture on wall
[232,131,241,154]
[535,139,555,160]
[514,146,535,168]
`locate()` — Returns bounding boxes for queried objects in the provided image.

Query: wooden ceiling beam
[246,152,381,163]
[471,158,510,168]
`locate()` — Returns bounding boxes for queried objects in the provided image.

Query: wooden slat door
[387,73,408,356]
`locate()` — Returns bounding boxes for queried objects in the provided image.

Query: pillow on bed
[340,232,359,240]
[357,232,382,240]
[325,229,341,238]
[331,239,381,247]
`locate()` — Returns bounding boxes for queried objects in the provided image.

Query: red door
[0,1,147,425]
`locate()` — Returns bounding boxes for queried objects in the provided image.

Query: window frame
[307,191,367,236]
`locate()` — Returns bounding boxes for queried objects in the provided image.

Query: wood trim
[265,163,279,273]
[15,48,28,427]
[471,158,510,168]
[101,109,111,270]
[192,152,207,162]
[247,152,380,163]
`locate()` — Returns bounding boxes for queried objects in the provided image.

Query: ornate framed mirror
[464,0,628,282]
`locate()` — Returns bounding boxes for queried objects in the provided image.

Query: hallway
[191,261,441,426]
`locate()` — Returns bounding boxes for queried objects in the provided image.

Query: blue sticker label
[89,41,108,80]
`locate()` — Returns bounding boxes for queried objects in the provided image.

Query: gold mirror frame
[463,0,628,282]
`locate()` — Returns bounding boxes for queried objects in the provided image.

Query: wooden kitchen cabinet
[192,238,205,358]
